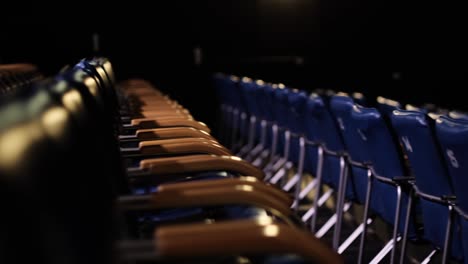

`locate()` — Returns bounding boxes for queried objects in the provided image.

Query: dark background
[1,1,467,129]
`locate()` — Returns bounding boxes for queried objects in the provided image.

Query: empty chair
[436,116,468,264]
[213,74,245,148]
[261,83,289,179]
[279,89,309,194]
[265,85,295,184]
[391,109,462,263]
[237,77,262,159]
[330,94,416,262]
[329,94,378,259]
[350,104,417,263]
[249,81,278,168]
[301,93,355,248]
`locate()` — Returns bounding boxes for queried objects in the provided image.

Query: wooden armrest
[147,185,291,216]
[140,155,264,180]
[155,219,343,263]
[139,104,183,111]
[136,127,213,141]
[139,141,230,156]
[135,98,175,105]
[130,118,210,133]
[120,79,158,90]
[140,110,192,119]
[0,63,38,73]
[158,177,293,206]
[139,137,219,147]
[131,115,193,123]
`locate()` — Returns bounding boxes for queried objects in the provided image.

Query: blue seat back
[391,110,453,196]
[305,94,349,192]
[214,75,243,112]
[272,86,290,152]
[351,105,415,234]
[287,90,308,135]
[330,95,371,163]
[308,95,345,153]
[286,90,309,164]
[329,95,373,202]
[272,86,290,129]
[250,80,269,142]
[256,81,274,123]
[436,116,468,261]
[352,105,404,178]
[261,83,278,148]
[239,78,259,119]
[217,76,248,138]
[435,116,468,214]
[391,109,462,256]
[213,74,227,105]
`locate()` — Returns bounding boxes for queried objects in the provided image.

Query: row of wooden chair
[0,63,41,95]
[0,59,342,264]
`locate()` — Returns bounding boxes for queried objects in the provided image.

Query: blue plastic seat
[330,95,374,205]
[286,89,309,166]
[259,84,290,181]
[435,116,468,264]
[306,94,353,197]
[273,86,290,152]
[264,86,292,177]
[300,94,359,243]
[213,74,246,146]
[350,104,418,261]
[258,82,277,150]
[330,94,418,261]
[273,89,310,196]
[351,104,410,220]
[391,109,462,261]
[329,94,380,255]
[238,77,275,158]
[244,80,276,163]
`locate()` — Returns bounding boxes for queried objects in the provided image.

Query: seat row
[214,73,468,264]
[0,59,342,264]
[0,63,41,95]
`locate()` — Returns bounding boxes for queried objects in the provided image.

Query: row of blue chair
[214,73,468,263]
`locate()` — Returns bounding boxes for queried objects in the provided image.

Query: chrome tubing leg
[263,124,279,180]
[441,205,454,264]
[358,169,373,264]
[399,188,414,264]
[310,146,324,233]
[291,137,306,211]
[246,120,267,162]
[333,157,349,250]
[389,185,403,264]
